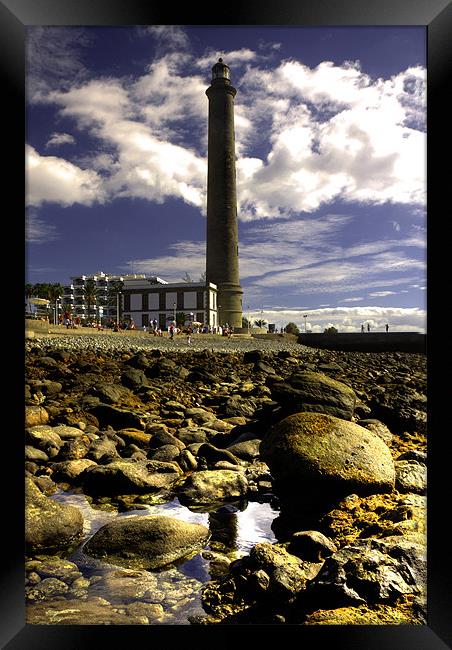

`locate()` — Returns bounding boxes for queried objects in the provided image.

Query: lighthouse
[205,58,243,329]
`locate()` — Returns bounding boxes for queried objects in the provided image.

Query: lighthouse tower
[206,58,243,329]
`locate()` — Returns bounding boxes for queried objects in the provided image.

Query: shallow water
[27,490,279,625]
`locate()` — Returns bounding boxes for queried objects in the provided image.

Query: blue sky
[25,25,426,332]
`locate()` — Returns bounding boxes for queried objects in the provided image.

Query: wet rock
[26,577,69,602]
[83,515,210,569]
[33,557,81,583]
[370,386,427,434]
[261,412,395,499]
[25,477,83,553]
[27,379,63,396]
[270,371,356,420]
[80,458,181,495]
[179,469,248,505]
[395,460,427,494]
[52,424,88,440]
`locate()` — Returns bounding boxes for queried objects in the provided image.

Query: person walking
[385,323,389,333]
[169,324,174,340]
[367,323,371,332]
[361,324,365,333]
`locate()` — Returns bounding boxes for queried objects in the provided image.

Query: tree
[107,280,124,323]
[199,271,206,282]
[182,272,193,282]
[254,318,267,328]
[83,279,98,323]
[242,316,251,328]
[285,322,300,335]
[324,326,338,334]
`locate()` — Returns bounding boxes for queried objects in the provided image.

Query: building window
[159,313,167,330]
[196,312,204,324]
[142,314,149,327]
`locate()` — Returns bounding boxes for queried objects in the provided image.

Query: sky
[25,25,427,333]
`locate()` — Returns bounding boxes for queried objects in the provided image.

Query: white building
[121,278,218,330]
[61,272,219,328]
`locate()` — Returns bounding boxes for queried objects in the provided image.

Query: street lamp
[116,291,122,325]
[303,314,308,332]
[173,302,176,326]
[247,304,250,334]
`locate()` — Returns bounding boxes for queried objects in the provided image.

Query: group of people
[361,323,390,333]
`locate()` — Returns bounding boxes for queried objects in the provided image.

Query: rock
[370,386,427,434]
[121,367,149,389]
[52,424,87,439]
[288,531,337,562]
[254,361,276,375]
[51,459,97,482]
[25,446,49,463]
[222,395,256,418]
[176,428,208,445]
[395,460,427,494]
[25,406,49,428]
[187,367,220,384]
[197,443,240,467]
[26,577,69,602]
[27,379,63,395]
[80,458,181,495]
[178,448,198,472]
[226,439,261,461]
[148,429,185,450]
[270,371,356,420]
[260,412,395,499]
[148,444,181,463]
[397,450,427,464]
[26,425,62,458]
[307,536,426,608]
[179,469,248,505]
[358,419,393,444]
[94,382,135,405]
[243,350,264,363]
[83,515,210,569]
[117,429,151,447]
[89,404,145,431]
[25,477,83,553]
[87,437,121,463]
[58,435,91,461]
[33,557,81,582]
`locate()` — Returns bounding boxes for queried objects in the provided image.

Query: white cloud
[369,290,397,297]
[26,210,59,243]
[256,306,426,333]
[27,36,426,220]
[26,145,105,207]
[340,297,364,302]
[46,132,76,148]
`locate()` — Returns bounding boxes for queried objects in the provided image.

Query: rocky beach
[24,330,427,626]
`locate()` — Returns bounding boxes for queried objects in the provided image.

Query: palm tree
[254,318,267,328]
[47,283,63,324]
[83,279,98,323]
[107,280,124,324]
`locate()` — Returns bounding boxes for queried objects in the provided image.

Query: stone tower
[206,58,243,329]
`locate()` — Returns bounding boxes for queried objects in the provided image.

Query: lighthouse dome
[211,58,231,81]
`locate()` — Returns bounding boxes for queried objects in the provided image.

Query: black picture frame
[3,0,450,647]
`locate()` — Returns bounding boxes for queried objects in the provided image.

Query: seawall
[297,332,426,353]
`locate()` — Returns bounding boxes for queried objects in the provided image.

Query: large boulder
[179,470,248,505]
[80,459,181,495]
[25,477,84,553]
[260,412,395,498]
[270,371,356,420]
[83,515,210,569]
